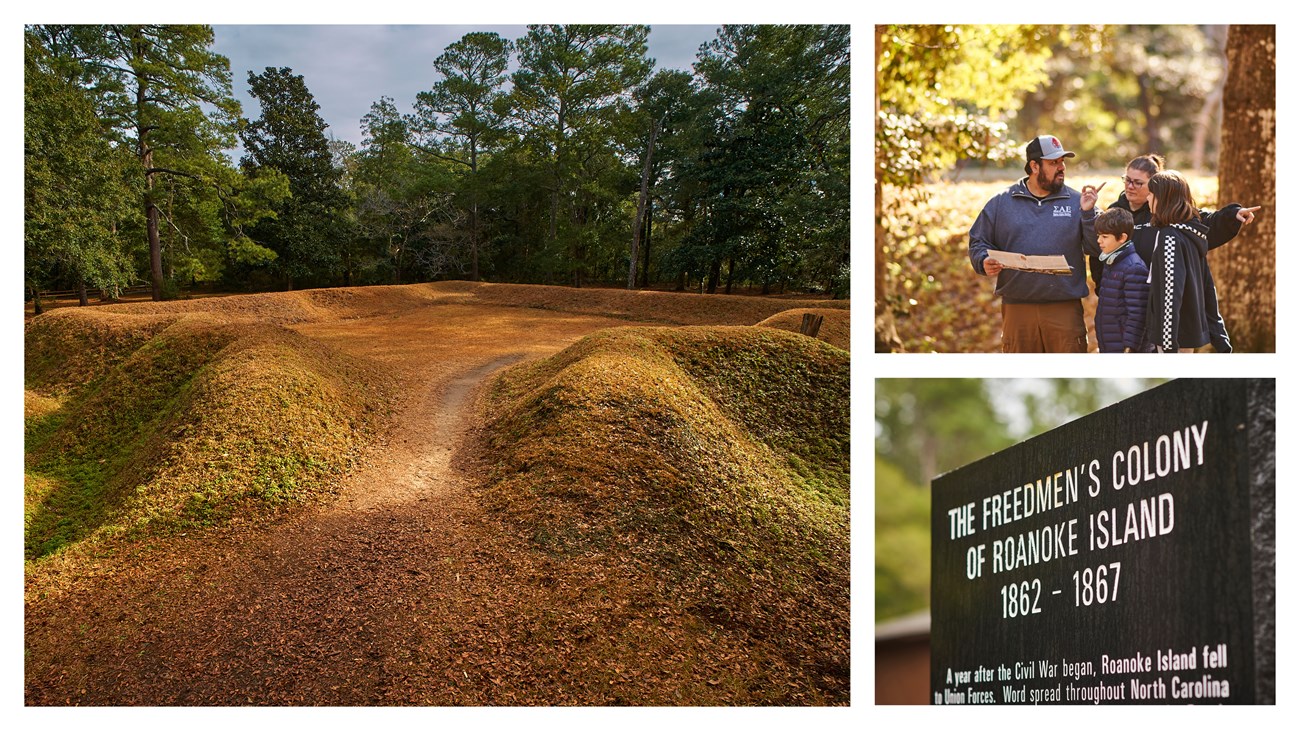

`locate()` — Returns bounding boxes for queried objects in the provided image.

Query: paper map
[985,250,1073,275]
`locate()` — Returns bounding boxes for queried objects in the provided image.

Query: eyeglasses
[1122,176,1148,188]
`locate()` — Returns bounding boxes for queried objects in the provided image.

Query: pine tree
[410,32,513,281]
[31,25,243,300]
[241,66,349,289]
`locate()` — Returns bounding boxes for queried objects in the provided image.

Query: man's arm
[968,197,1002,275]
[1078,184,1102,257]
[1080,208,1100,257]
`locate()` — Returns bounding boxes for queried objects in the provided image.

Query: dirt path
[348,353,525,511]
[26,301,845,705]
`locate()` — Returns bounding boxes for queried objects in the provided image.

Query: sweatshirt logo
[1053,205,1072,217]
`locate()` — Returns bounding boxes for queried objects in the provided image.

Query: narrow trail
[348,353,526,510]
[26,299,850,706]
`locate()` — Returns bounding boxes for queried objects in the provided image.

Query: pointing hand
[1081,181,1107,212]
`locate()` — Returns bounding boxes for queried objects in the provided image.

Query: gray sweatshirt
[968,178,1100,303]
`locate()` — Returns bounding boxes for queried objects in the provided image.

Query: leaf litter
[25,281,849,706]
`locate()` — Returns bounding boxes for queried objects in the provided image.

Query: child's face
[1098,232,1128,254]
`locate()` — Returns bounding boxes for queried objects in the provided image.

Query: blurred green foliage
[875,456,930,622]
[878,24,1226,178]
[875,379,1011,487]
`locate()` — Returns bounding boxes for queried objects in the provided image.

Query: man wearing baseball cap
[968,134,1106,352]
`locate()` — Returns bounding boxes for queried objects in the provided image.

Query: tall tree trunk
[549,116,564,243]
[142,142,164,300]
[706,259,721,294]
[470,143,480,281]
[874,26,903,352]
[147,200,163,300]
[1215,24,1276,352]
[78,280,89,307]
[639,198,653,288]
[470,201,480,281]
[31,285,44,315]
[571,207,584,289]
[131,30,166,302]
[628,118,660,289]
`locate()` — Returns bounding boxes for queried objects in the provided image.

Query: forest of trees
[24,24,850,308]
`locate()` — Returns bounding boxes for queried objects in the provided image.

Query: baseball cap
[1026,135,1076,161]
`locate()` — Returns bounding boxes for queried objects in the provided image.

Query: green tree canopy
[507,24,652,286]
[410,31,514,280]
[24,30,136,305]
[240,66,349,289]
[30,24,246,300]
[681,24,850,296]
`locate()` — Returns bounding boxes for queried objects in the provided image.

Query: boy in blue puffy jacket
[1093,208,1152,352]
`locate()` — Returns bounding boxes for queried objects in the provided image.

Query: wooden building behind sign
[875,611,930,704]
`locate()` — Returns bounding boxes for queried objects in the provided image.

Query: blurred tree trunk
[874,26,903,353]
[1137,74,1160,152]
[1191,25,1229,171]
[1215,24,1275,352]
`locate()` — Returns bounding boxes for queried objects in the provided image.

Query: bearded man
[969,135,1105,352]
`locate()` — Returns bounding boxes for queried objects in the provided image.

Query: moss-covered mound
[756,307,851,351]
[24,310,394,560]
[476,325,849,689]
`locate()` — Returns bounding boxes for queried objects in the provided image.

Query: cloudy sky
[211,25,723,150]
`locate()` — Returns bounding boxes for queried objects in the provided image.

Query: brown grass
[24,313,397,559]
[93,280,848,326]
[24,280,850,706]
[756,307,851,350]
[471,326,849,702]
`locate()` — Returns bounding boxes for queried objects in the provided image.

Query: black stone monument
[930,379,1274,704]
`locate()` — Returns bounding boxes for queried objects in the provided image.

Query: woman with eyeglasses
[1088,153,1260,351]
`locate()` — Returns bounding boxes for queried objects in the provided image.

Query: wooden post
[801,314,824,338]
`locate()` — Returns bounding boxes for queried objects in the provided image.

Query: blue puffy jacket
[1095,244,1150,353]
